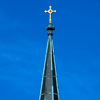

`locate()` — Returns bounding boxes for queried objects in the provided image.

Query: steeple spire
[39,5,60,100]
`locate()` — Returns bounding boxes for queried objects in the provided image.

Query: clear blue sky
[0,0,100,100]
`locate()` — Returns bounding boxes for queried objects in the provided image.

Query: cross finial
[44,6,56,23]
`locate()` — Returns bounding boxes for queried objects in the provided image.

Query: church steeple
[39,6,60,100]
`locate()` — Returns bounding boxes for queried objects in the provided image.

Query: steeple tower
[39,6,60,100]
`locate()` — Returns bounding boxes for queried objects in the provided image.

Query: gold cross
[44,6,56,23]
